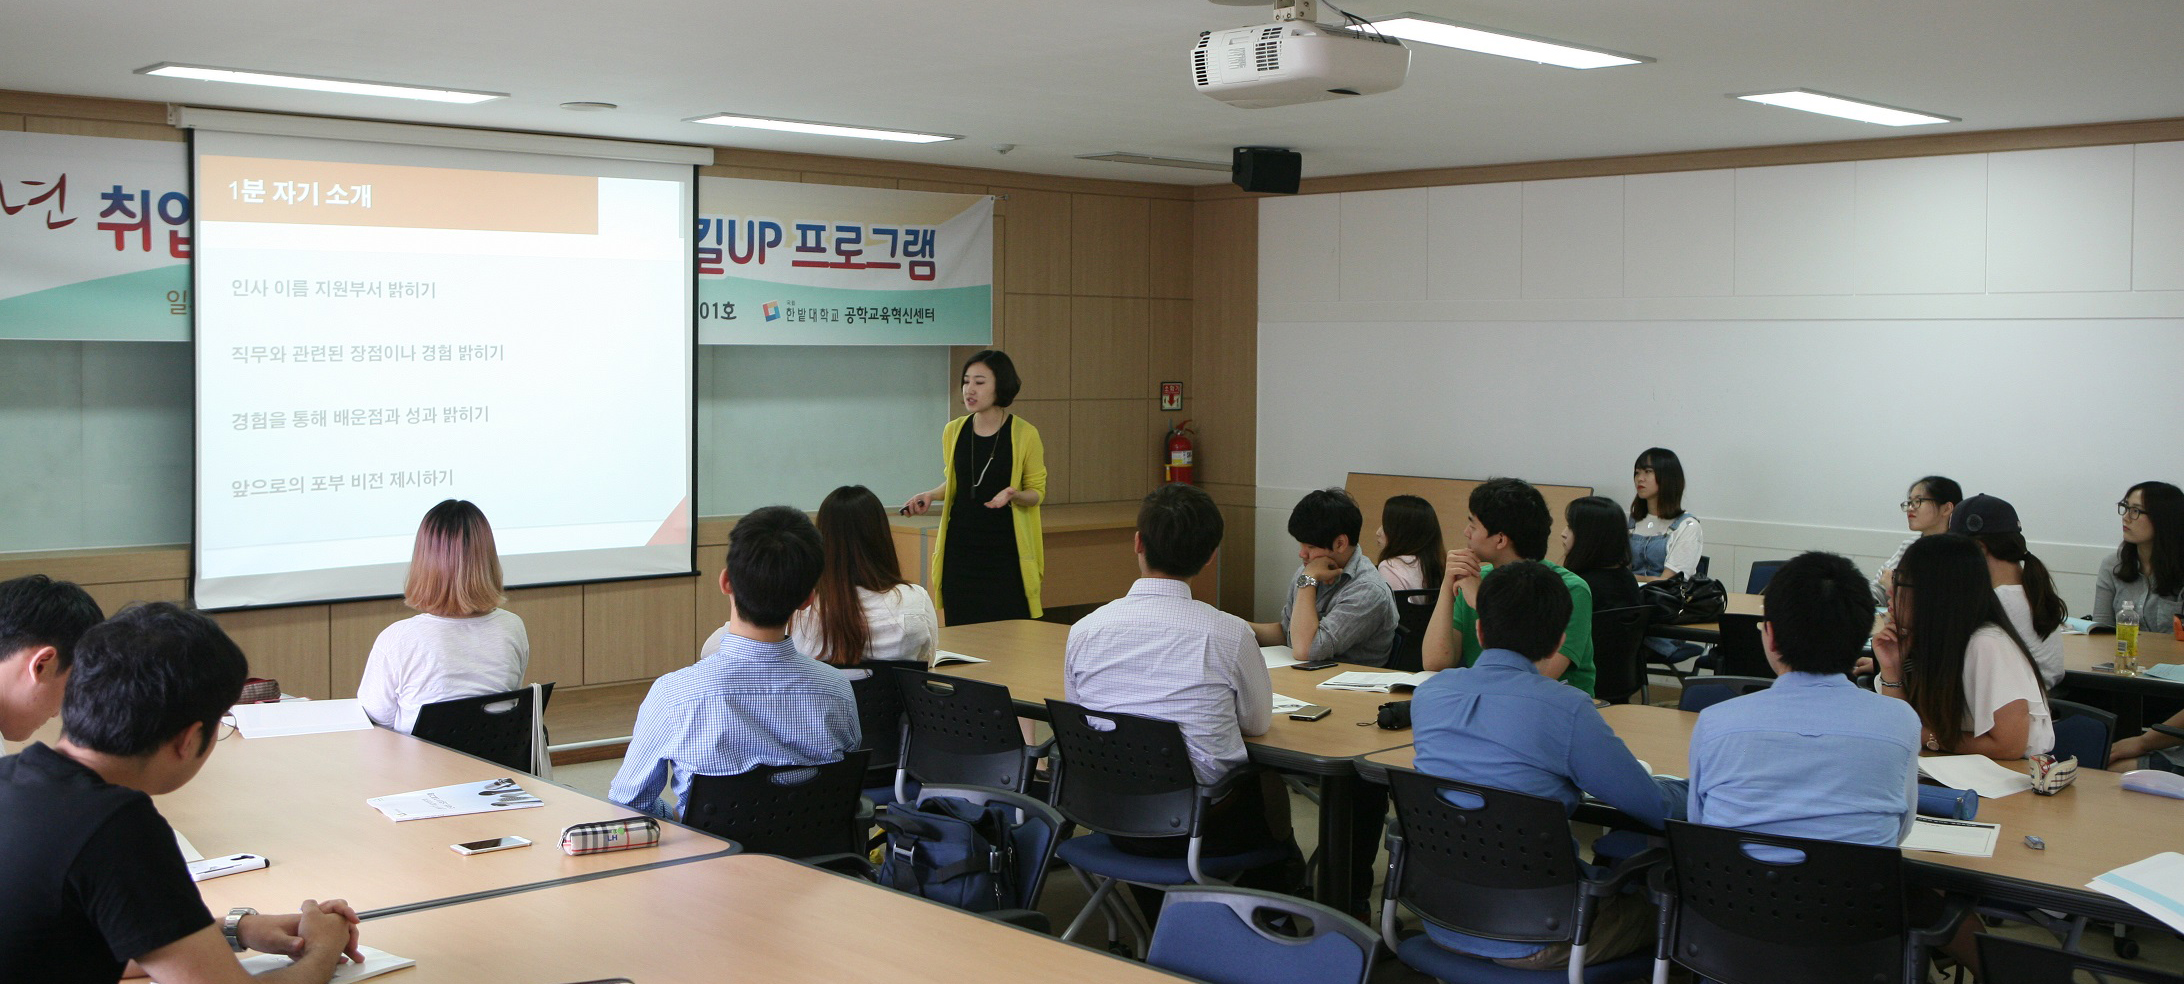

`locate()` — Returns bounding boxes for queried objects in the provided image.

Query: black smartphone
[1293,658,1339,671]
[1288,705,1333,722]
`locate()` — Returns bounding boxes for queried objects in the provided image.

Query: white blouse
[790,583,938,669]
[1958,624,2054,758]
[1377,555,1426,593]
[1992,585,2065,688]
[357,609,530,734]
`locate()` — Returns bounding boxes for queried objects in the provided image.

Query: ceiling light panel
[685,114,957,143]
[1366,15,1649,69]
[137,63,505,103]
[1733,89,1956,127]
[1075,153,1231,171]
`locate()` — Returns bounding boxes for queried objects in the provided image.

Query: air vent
[1193,50,1210,86]
[1255,41,1280,72]
[1261,26,1284,39]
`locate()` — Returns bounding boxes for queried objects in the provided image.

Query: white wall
[1250,142,2184,619]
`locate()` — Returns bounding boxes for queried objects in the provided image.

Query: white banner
[0,130,191,341]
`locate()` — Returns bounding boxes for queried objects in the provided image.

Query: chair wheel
[2114,936,2140,959]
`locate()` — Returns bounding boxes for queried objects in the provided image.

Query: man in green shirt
[1422,477,1595,694]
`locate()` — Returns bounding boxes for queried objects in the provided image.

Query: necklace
[971,418,1005,491]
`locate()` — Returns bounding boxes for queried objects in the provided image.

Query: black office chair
[1744,560,1785,595]
[1380,767,1662,983]
[1386,589,1438,672]
[681,750,872,872]
[1676,674,1772,713]
[1657,820,1967,984]
[1591,605,1650,705]
[1043,699,1298,958]
[1974,933,2184,984]
[410,682,555,774]
[2048,698,2117,768]
[1708,614,1774,679]
[1695,555,1711,579]
[892,670,1048,803]
[847,662,910,799]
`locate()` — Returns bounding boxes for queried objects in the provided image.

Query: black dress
[941,417,1030,625]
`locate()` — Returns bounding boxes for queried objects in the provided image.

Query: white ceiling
[8,0,2184,185]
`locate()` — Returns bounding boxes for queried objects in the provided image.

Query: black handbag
[1375,699,1412,730]
[1636,572,1728,625]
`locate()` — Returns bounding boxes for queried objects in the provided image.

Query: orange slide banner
[196,155,598,234]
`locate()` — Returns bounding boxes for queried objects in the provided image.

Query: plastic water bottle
[2115,600,2141,676]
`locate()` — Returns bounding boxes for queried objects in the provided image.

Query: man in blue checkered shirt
[610,506,861,820]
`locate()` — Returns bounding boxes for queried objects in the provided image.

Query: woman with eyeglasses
[2093,481,2184,631]
[1872,533,2053,760]
[1876,476,1961,602]
[901,350,1046,625]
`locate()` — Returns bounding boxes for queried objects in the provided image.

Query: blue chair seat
[862,778,920,809]
[1396,934,1653,984]
[1056,833,1294,885]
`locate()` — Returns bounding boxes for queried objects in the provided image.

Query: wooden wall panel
[701,164,802,183]
[803,173,898,188]
[899,179,988,195]
[327,598,412,699]
[81,579,186,616]
[997,189,1072,294]
[0,89,168,124]
[1149,298,1192,391]
[693,550,733,654]
[508,585,586,692]
[1216,502,1257,616]
[1000,294,1072,400]
[1005,400,1071,506]
[1071,195,1149,297]
[1149,200,1194,300]
[24,117,181,141]
[0,114,24,130]
[1190,197,1257,491]
[583,577,699,685]
[0,546,187,584]
[212,605,332,699]
[1069,296,1148,400]
[1069,400,1150,503]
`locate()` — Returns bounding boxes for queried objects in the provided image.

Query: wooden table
[2058,630,2184,734]
[936,619,1414,908]
[1356,704,2182,929]
[355,853,1184,982]
[1646,592,1764,642]
[160,727,732,917]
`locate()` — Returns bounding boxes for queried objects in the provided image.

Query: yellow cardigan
[930,413,1045,618]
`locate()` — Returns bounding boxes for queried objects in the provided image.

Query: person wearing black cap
[1950,494,2067,687]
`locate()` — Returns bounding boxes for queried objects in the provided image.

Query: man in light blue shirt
[1411,561,1683,970]
[610,506,860,821]
[1689,551,1922,850]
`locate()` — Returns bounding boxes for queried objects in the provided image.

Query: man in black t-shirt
[0,602,364,984]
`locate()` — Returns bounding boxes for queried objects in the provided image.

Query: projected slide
[191,133,693,610]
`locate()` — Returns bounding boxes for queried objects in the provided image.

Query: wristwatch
[223,907,255,952]
[1295,571,1318,589]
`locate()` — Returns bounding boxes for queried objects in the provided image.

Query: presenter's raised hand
[902,492,934,516]
[985,486,1018,509]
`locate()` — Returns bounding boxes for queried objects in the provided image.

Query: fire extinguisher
[1164,420,1195,485]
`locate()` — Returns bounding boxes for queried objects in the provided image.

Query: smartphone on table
[451,835,532,856]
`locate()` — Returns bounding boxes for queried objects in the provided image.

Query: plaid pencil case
[560,816,661,856]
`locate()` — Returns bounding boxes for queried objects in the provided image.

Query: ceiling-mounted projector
[1191,18,1408,109]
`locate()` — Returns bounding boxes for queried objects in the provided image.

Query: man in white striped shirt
[1065,484,1294,870]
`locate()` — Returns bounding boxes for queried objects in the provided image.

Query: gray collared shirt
[1279,549,1398,667]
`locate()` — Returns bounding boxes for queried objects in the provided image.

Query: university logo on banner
[696,177,993,345]
[0,131,192,341]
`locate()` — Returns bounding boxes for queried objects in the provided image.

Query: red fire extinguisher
[1164,420,1195,485]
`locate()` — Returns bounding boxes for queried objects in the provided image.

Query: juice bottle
[2115,600,2140,676]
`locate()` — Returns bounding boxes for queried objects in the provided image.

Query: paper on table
[174,829,204,863]
[1261,645,1300,669]
[2089,852,2184,935]
[932,650,988,666]
[1900,816,2001,856]
[1317,670,1435,693]
[238,946,417,982]
[1271,693,1311,715]
[366,777,545,822]
[2145,663,2184,682]
[1917,755,2033,798]
[230,698,374,739]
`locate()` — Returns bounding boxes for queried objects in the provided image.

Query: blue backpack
[874,796,1020,912]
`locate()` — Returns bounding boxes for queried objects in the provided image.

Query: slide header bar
[170,106,715,167]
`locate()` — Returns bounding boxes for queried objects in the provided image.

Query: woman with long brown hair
[1872,533,2053,760]
[358,499,529,733]
[1373,494,1444,592]
[795,485,937,669]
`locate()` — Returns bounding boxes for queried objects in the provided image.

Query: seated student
[1627,447,1701,579]
[1065,484,1294,872]
[0,603,362,984]
[1560,495,1640,616]
[2093,481,2183,631]
[358,500,529,734]
[1411,561,1684,970]
[1251,488,1398,668]
[610,506,860,820]
[1877,475,1962,602]
[1373,494,1443,593]
[1689,551,1922,844]
[2111,706,2184,774]
[1874,534,2054,760]
[785,485,937,674]
[0,574,103,742]
[1421,478,1596,694]
[1949,494,2067,687]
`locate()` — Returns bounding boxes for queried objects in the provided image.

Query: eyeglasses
[2119,501,2147,520]
[1900,497,1933,511]
[217,714,239,742]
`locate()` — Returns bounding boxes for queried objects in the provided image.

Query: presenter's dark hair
[962,350,1021,408]
[1288,488,1363,551]
[1475,561,1572,662]
[1893,534,2042,753]
[62,603,247,758]
[1138,483,1224,578]
[2115,481,2184,598]
[1911,476,1964,508]
[1560,496,1629,575]
[1761,552,1874,676]
[1377,495,1443,589]
[811,486,910,666]
[726,506,826,629]
[0,574,104,670]
[1631,447,1687,522]
[1470,477,1551,561]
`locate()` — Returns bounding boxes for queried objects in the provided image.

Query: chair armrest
[1028,736,1057,760]
[2151,724,2184,742]
[1585,845,1668,898]
[1907,893,1973,948]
